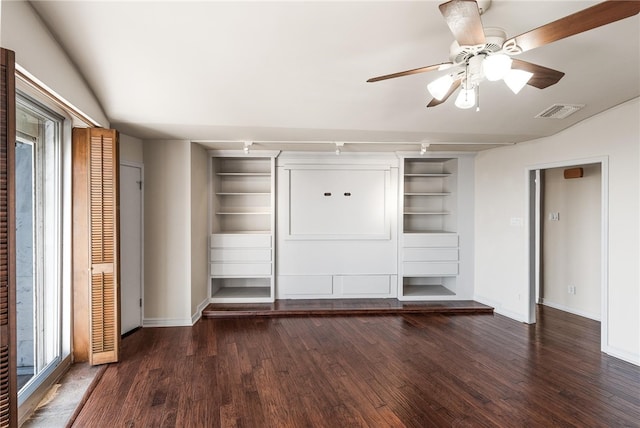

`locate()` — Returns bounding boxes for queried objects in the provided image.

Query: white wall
[190,143,209,318]
[143,140,192,325]
[142,140,209,325]
[542,164,601,320]
[1,0,108,126]
[475,98,639,364]
[120,134,143,164]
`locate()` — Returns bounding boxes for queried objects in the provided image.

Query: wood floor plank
[72,306,640,427]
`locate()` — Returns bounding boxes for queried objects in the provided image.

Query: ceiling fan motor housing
[449,27,507,65]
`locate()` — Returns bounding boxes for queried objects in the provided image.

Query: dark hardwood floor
[72,306,640,427]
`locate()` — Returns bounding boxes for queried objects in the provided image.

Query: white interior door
[120,163,143,334]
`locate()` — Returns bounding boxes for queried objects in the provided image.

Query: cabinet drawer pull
[324,192,332,196]
[344,192,351,196]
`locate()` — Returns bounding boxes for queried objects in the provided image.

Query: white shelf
[215,230,271,234]
[404,211,450,215]
[403,284,456,297]
[216,192,270,196]
[404,231,457,235]
[404,173,450,177]
[405,192,450,196]
[216,210,271,215]
[210,286,272,303]
[216,172,270,176]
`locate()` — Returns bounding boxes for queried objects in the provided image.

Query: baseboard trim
[142,317,193,327]
[191,298,209,324]
[473,294,527,323]
[540,299,600,321]
[603,345,640,367]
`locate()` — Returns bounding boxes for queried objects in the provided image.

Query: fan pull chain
[476,85,480,112]
[465,63,470,106]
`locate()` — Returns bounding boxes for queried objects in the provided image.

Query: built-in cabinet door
[288,168,388,237]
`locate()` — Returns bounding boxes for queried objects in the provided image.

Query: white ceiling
[30,0,639,152]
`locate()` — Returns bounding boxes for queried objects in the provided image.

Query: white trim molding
[142,317,194,328]
[525,156,609,355]
[191,298,210,325]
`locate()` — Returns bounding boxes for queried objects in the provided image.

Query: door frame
[119,160,144,333]
[525,156,609,351]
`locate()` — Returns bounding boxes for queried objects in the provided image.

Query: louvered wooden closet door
[0,47,17,428]
[73,128,120,366]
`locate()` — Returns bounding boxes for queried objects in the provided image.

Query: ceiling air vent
[535,104,584,119]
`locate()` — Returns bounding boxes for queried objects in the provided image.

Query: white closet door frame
[119,161,144,334]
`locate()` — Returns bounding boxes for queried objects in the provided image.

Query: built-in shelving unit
[399,157,460,300]
[209,151,278,303]
[213,157,273,233]
[402,159,457,233]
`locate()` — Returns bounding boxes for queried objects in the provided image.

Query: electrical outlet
[549,212,560,221]
[567,285,576,295]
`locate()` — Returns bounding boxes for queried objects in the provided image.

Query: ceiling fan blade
[439,0,486,46]
[504,1,640,53]
[367,62,453,83]
[510,59,565,89]
[427,79,461,107]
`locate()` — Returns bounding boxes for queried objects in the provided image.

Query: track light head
[243,141,253,154]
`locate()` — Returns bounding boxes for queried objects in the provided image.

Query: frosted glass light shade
[483,54,512,81]
[504,69,533,94]
[455,87,476,109]
[427,74,454,100]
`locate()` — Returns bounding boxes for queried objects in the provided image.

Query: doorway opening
[526,157,608,350]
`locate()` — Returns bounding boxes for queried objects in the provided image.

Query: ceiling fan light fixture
[503,69,533,94]
[483,54,512,81]
[455,86,476,109]
[427,74,454,100]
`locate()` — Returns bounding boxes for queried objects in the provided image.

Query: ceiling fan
[367,0,640,110]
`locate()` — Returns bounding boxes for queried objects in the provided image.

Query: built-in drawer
[403,233,458,248]
[403,262,459,276]
[403,248,458,262]
[210,262,271,276]
[210,233,271,248]
[210,248,272,262]
[334,275,391,295]
[278,275,333,295]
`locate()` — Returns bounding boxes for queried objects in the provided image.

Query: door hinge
[139,298,142,307]
[137,180,142,190]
